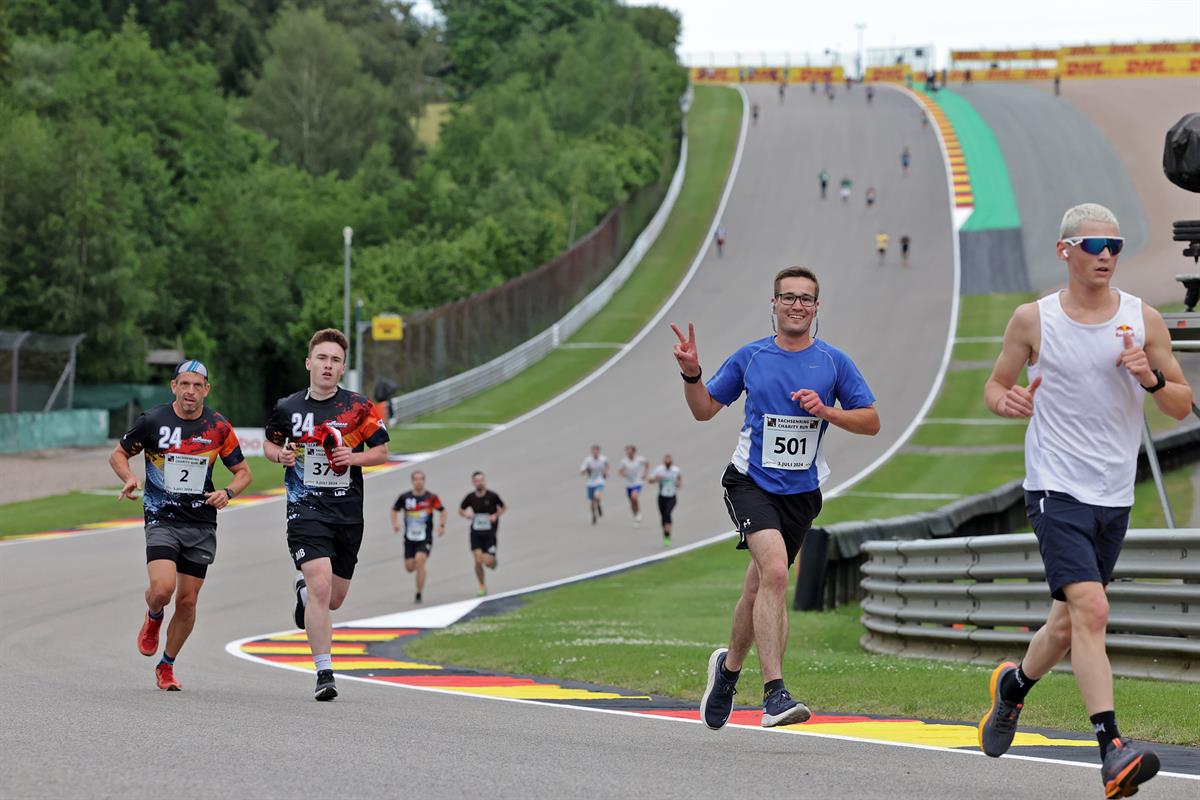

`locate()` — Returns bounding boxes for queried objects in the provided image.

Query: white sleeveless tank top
[1023,289,1145,507]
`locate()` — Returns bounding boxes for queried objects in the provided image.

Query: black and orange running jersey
[392,491,444,542]
[264,387,390,523]
[119,404,244,527]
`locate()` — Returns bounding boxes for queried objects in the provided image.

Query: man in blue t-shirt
[672,265,879,730]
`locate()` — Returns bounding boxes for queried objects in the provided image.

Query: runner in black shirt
[263,329,389,701]
[110,360,251,691]
[458,471,506,596]
[390,470,446,604]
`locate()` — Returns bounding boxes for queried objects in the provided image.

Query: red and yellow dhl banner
[1062,53,1200,78]
[864,65,911,82]
[1062,42,1200,57]
[690,66,846,84]
[947,67,1056,81]
[951,48,1057,62]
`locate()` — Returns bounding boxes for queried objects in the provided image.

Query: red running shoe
[155,662,182,691]
[138,612,162,657]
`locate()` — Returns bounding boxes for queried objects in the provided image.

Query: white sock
[313,653,333,672]
[299,586,308,606]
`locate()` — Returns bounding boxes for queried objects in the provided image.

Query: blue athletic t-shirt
[706,336,875,495]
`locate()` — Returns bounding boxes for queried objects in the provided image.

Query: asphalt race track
[5,84,1194,799]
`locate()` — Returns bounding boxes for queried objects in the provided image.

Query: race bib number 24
[761,414,820,471]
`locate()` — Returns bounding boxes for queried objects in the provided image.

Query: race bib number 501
[761,414,820,470]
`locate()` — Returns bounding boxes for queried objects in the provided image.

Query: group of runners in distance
[818,144,914,267]
[108,195,1189,798]
[580,444,682,546]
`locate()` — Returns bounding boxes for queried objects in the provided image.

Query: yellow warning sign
[372,314,404,341]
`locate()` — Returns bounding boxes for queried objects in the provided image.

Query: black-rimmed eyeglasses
[775,292,817,308]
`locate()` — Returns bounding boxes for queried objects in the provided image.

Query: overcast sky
[414,0,1199,67]
[628,0,1200,65]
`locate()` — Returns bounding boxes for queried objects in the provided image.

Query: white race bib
[761,414,820,470]
[471,514,493,531]
[659,477,677,498]
[164,452,208,495]
[405,517,428,541]
[302,444,351,489]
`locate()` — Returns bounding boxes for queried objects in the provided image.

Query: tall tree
[242,7,393,177]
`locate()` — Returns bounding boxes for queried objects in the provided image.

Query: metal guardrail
[858,530,1200,681]
[793,422,1200,612]
[388,107,692,424]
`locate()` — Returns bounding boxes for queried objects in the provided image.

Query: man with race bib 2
[111,360,252,691]
[672,265,879,729]
[263,329,390,701]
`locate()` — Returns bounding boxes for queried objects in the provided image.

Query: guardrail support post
[793,528,830,611]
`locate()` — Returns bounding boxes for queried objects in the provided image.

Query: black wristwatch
[1142,369,1166,394]
[681,367,702,384]
[224,487,235,500]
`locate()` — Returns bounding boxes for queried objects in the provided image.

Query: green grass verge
[0,456,283,538]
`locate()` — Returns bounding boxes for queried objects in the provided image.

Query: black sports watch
[224,487,235,500]
[681,367,702,384]
[1142,369,1166,394]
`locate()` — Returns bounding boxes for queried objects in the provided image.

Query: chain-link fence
[365,171,674,394]
[0,331,86,414]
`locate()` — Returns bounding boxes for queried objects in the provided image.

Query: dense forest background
[0,0,687,422]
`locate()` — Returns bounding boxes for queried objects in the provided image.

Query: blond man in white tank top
[978,204,1192,798]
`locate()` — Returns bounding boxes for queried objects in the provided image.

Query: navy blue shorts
[1024,490,1130,601]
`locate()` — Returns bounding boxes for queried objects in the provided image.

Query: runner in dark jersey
[458,471,506,596]
[110,360,251,691]
[263,329,389,701]
[391,470,446,604]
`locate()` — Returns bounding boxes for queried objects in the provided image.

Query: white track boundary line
[817,85,961,500]
[222,636,1198,783]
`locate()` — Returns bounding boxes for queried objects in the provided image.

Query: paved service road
[9,84,1166,800]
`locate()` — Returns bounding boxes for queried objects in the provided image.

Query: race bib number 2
[164,452,208,495]
[761,414,820,470]
[303,444,351,489]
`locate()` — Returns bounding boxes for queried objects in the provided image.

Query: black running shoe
[293,573,306,629]
[978,661,1023,757]
[700,648,738,730]
[1102,738,1159,798]
[314,669,337,701]
[761,687,811,727]
[414,592,422,604]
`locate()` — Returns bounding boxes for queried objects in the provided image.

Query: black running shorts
[469,531,497,555]
[721,464,822,565]
[287,519,364,580]
[404,540,432,560]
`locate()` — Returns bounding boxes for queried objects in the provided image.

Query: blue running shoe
[700,648,738,730]
[761,687,811,727]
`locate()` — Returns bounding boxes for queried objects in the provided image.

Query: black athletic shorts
[404,540,432,560]
[1025,490,1130,601]
[721,464,822,566]
[469,531,497,555]
[658,495,677,525]
[287,519,364,580]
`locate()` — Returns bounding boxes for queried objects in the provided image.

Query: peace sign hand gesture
[671,322,701,378]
